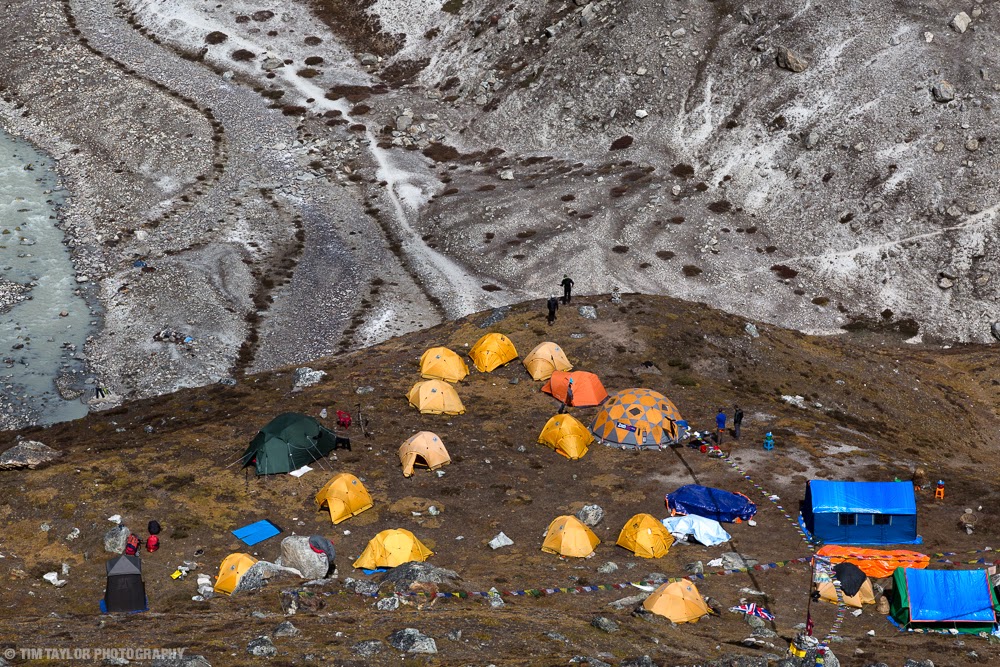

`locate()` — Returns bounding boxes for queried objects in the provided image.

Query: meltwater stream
[0,128,93,428]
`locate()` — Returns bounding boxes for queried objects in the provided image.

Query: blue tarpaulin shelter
[666,485,757,523]
[803,480,918,545]
[232,520,282,546]
[890,568,1000,633]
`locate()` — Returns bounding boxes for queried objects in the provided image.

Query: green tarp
[240,413,346,475]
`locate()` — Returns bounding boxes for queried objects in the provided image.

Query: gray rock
[571,658,611,667]
[103,525,129,554]
[355,385,374,394]
[744,323,760,338]
[359,53,379,66]
[591,616,619,633]
[685,561,704,575]
[608,592,650,609]
[478,306,510,328]
[101,659,130,667]
[0,440,62,470]
[671,28,687,38]
[720,552,758,570]
[395,116,413,132]
[597,561,618,574]
[544,631,569,642]
[233,561,303,595]
[388,628,437,654]
[500,168,515,180]
[247,636,277,657]
[903,661,934,667]
[776,47,808,72]
[376,594,401,611]
[804,132,819,149]
[932,81,956,102]
[352,640,384,658]
[966,138,979,151]
[273,621,299,637]
[276,536,329,580]
[752,626,779,638]
[576,503,605,526]
[746,613,767,629]
[380,561,460,592]
[343,577,380,596]
[446,629,463,641]
[991,322,1000,342]
[950,12,971,33]
[150,657,211,667]
[578,305,598,319]
[620,657,659,667]
[291,367,325,389]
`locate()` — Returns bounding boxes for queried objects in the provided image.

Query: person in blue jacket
[715,408,727,444]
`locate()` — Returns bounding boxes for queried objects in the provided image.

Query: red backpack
[336,410,352,429]
[124,534,141,556]
[146,535,160,553]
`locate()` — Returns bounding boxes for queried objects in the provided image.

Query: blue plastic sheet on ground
[232,520,282,546]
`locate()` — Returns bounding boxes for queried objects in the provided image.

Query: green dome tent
[240,413,349,476]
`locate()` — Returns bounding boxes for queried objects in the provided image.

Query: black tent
[104,555,147,613]
[832,561,868,598]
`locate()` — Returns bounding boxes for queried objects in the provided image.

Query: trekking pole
[356,403,371,439]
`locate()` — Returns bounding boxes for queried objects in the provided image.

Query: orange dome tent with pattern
[590,388,683,448]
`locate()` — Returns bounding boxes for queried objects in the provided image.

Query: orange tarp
[816,545,930,579]
[541,371,608,407]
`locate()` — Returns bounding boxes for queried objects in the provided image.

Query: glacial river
[0,128,93,427]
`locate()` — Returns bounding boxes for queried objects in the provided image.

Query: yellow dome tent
[643,581,712,623]
[214,553,258,595]
[537,414,593,460]
[406,380,465,415]
[352,529,433,569]
[523,342,572,381]
[541,515,600,558]
[420,347,469,383]
[616,513,675,558]
[399,431,451,477]
[816,579,875,608]
[315,472,374,524]
[469,333,518,373]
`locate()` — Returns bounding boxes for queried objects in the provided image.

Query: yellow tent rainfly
[537,414,593,460]
[419,347,469,383]
[406,380,466,415]
[523,342,572,381]
[616,513,674,558]
[314,473,374,524]
[643,581,712,623]
[398,431,451,477]
[352,529,433,569]
[469,333,518,373]
[214,553,258,595]
[541,515,600,558]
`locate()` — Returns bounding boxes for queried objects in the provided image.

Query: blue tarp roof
[666,484,757,523]
[809,480,916,515]
[232,520,282,546]
[905,569,996,623]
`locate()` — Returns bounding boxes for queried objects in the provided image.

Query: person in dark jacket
[547,296,559,325]
[558,378,575,414]
[715,408,726,444]
[309,535,337,578]
[733,405,744,440]
[560,275,574,304]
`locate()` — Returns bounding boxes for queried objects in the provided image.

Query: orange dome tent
[542,371,608,407]
[523,342,572,381]
[537,414,593,460]
[406,380,465,415]
[352,529,433,569]
[420,347,469,383]
[541,515,600,557]
[616,513,675,558]
[315,473,374,524]
[591,388,683,448]
[398,431,451,477]
[643,580,711,623]
[469,333,518,372]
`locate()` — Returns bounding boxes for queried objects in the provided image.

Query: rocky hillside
[1,294,999,666]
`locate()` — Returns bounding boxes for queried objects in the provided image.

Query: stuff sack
[146,535,160,553]
[336,410,352,429]
[125,533,141,556]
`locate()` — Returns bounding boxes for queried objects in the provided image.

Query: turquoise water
[0,128,92,425]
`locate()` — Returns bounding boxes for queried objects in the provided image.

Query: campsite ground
[2,294,1000,666]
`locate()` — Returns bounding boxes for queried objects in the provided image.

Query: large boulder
[103,525,129,554]
[232,561,303,595]
[388,628,437,654]
[576,504,605,527]
[291,367,326,390]
[0,440,62,470]
[380,562,460,592]
[276,536,329,580]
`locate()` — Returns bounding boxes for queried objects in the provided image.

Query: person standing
[715,408,726,445]
[733,405,744,440]
[560,275,574,304]
[547,295,559,325]
[559,378,575,414]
